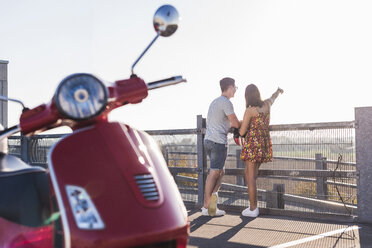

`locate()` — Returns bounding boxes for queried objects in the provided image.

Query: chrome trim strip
[47,135,72,248]
[140,187,157,193]
[146,196,160,201]
[134,173,159,201]
[48,150,71,247]
[121,125,145,164]
[46,125,96,247]
[135,178,155,184]
[46,126,95,247]
[147,76,186,90]
[137,183,156,189]
[143,192,159,197]
[134,174,153,179]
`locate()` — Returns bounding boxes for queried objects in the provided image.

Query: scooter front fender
[48,122,188,247]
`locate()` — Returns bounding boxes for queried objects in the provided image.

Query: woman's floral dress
[240,112,273,163]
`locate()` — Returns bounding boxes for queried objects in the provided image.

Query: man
[201,77,240,216]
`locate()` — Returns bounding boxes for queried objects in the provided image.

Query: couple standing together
[201,77,283,217]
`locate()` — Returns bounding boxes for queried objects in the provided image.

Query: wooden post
[196,115,206,205]
[316,153,328,200]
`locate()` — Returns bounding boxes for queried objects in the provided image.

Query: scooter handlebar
[14,75,187,135]
[0,125,21,140]
[147,76,186,90]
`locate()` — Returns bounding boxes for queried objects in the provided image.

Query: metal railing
[149,117,358,219]
[7,117,358,219]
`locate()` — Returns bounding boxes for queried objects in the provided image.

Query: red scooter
[0,5,189,248]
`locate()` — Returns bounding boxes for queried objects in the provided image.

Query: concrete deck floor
[186,208,372,248]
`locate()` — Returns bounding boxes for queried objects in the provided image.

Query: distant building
[0,60,8,128]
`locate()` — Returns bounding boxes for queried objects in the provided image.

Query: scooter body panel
[49,122,188,247]
[0,216,54,247]
[0,154,54,247]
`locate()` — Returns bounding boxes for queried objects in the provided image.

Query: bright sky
[1,0,371,132]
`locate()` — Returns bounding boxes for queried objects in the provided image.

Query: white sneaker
[208,192,218,216]
[215,208,226,216]
[201,207,209,216]
[201,207,225,216]
[242,207,259,217]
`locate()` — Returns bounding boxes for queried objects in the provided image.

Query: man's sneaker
[208,192,218,216]
[201,207,209,216]
[201,207,225,216]
[215,208,226,216]
[242,207,259,217]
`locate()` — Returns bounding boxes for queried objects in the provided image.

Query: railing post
[164,146,169,166]
[267,184,285,209]
[316,153,328,200]
[0,60,8,128]
[236,149,245,185]
[20,135,29,163]
[355,107,372,223]
[196,115,206,205]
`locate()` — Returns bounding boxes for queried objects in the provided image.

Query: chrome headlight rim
[55,73,108,121]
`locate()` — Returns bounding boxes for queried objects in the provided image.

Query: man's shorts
[204,139,228,170]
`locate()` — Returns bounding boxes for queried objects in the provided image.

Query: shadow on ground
[188,209,264,248]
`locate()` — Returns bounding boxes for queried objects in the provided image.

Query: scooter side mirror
[131,5,180,75]
[153,5,179,37]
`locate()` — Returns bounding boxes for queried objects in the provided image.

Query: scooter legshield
[48,122,189,247]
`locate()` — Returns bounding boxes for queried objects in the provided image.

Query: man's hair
[220,77,235,92]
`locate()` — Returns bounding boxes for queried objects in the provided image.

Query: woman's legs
[245,161,259,210]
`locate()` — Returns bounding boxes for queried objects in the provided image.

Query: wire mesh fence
[273,123,356,216]
[164,121,357,217]
[221,122,357,216]
[7,120,357,218]
[8,134,64,167]
[8,137,21,157]
[145,131,199,203]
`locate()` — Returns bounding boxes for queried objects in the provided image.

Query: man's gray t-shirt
[204,96,235,144]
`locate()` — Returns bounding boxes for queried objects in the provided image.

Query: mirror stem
[0,95,26,109]
[131,32,160,75]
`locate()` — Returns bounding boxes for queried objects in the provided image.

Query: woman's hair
[245,84,264,108]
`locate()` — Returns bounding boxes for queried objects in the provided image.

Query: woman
[239,84,283,217]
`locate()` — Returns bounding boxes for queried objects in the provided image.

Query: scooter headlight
[55,73,108,121]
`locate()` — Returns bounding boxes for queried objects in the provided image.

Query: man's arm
[227,113,240,128]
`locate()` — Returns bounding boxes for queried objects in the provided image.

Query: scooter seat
[0,152,45,175]
[0,153,51,227]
